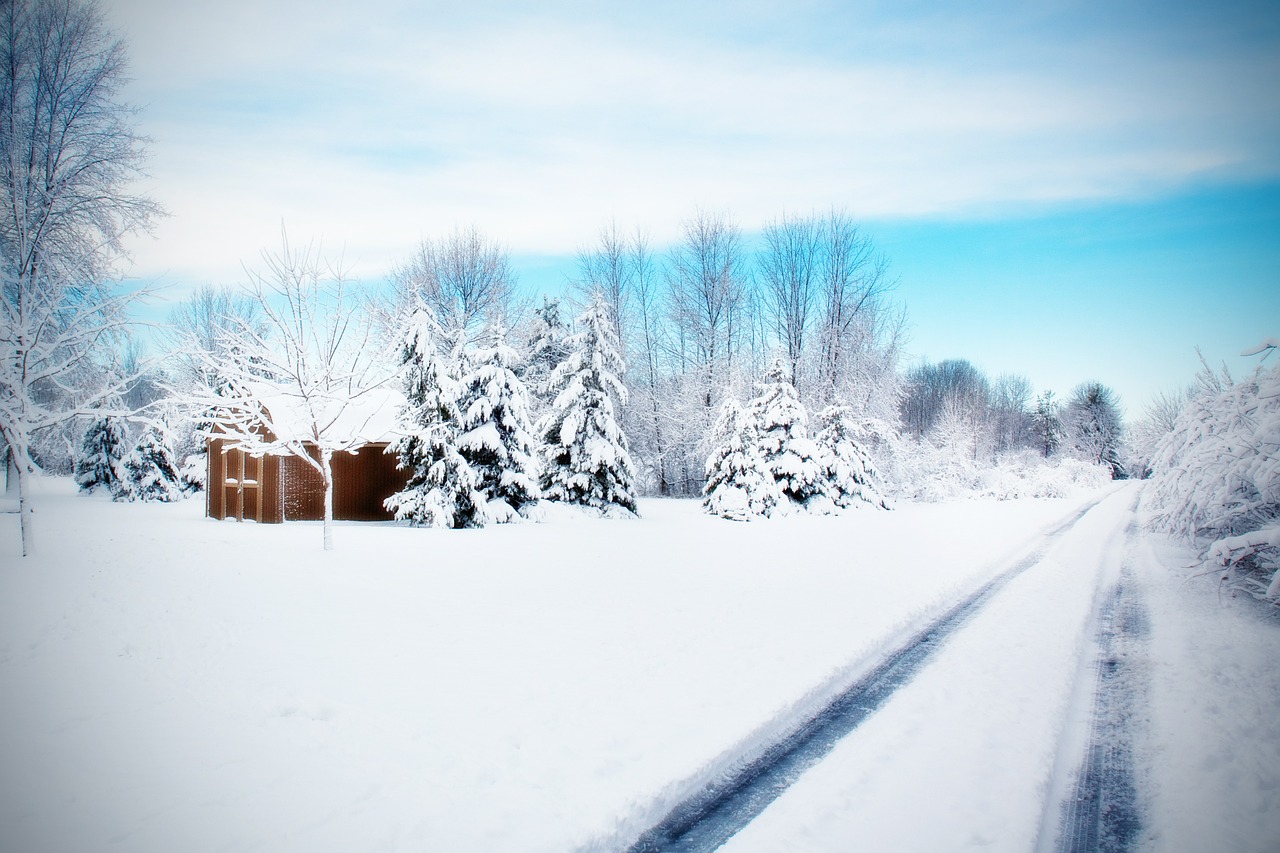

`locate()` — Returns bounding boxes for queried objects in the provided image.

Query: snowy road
[4,481,1278,852]
[625,497,1109,852]
[705,487,1141,853]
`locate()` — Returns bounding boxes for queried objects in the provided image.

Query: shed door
[223,449,263,522]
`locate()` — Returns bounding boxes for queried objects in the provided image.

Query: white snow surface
[2,479,1277,852]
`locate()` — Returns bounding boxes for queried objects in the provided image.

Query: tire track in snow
[1053,522,1148,853]
[624,496,1108,853]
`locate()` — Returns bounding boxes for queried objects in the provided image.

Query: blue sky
[110,0,1280,415]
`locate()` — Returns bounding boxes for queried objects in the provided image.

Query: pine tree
[814,405,889,510]
[747,358,825,509]
[384,308,488,528]
[118,423,184,502]
[538,292,638,513]
[457,325,541,521]
[521,296,571,412]
[703,394,779,520]
[1032,390,1064,458]
[74,415,127,497]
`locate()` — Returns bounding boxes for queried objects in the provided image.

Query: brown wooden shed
[206,387,410,523]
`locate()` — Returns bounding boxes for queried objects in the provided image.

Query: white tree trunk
[320,449,335,551]
[16,455,33,558]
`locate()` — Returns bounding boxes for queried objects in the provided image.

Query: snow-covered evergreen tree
[814,405,889,510]
[703,394,779,520]
[74,415,127,497]
[1031,390,1064,458]
[747,358,824,510]
[118,423,184,502]
[1064,381,1126,478]
[384,308,488,529]
[521,296,571,411]
[538,292,638,514]
[457,325,541,521]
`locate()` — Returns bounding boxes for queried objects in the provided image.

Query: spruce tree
[703,394,779,520]
[74,415,127,497]
[457,325,541,521]
[814,405,889,510]
[384,308,488,528]
[538,292,638,513]
[747,358,825,509]
[118,423,184,502]
[521,296,571,413]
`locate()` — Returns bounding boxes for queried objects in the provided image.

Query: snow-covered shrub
[384,308,488,529]
[747,359,825,511]
[980,449,1110,500]
[703,394,780,520]
[179,453,206,494]
[538,292,638,514]
[1147,346,1280,602]
[74,415,128,497]
[117,423,184,502]
[457,325,541,522]
[813,405,889,510]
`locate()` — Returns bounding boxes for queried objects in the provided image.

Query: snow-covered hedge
[876,433,1110,503]
[1146,350,1280,603]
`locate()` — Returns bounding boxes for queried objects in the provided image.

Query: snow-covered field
[1,479,1277,852]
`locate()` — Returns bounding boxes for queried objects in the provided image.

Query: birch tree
[0,0,160,555]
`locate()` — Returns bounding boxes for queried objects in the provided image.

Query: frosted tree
[1148,341,1280,602]
[1064,382,1125,478]
[1,0,160,554]
[118,423,183,502]
[747,358,824,510]
[814,405,889,510]
[1032,391,1064,457]
[703,394,779,520]
[190,231,396,550]
[520,295,571,412]
[538,292,638,513]
[74,415,128,497]
[457,325,541,521]
[383,308,487,529]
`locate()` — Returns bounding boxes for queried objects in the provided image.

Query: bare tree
[193,231,395,551]
[393,226,517,342]
[815,212,898,408]
[758,212,822,390]
[574,220,632,353]
[165,285,263,391]
[0,0,160,556]
[665,209,748,395]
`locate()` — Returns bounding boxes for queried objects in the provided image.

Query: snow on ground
[0,478,1276,852]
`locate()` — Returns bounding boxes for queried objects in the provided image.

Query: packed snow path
[715,487,1147,853]
[624,499,1106,852]
[1053,560,1147,853]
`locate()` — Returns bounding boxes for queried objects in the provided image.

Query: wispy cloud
[112,0,1280,286]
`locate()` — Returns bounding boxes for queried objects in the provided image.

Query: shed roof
[250,383,406,448]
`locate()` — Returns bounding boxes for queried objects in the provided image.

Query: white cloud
[111,0,1280,286]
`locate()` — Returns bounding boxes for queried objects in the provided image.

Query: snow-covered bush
[747,359,825,511]
[813,405,889,510]
[117,423,184,502]
[74,415,128,497]
[385,308,488,529]
[538,292,638,514]
[703,394,780,520]
[1147,345,1280,602]
[457,325,541,522]
[178,453,206,494]
[877,430,1109,503]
